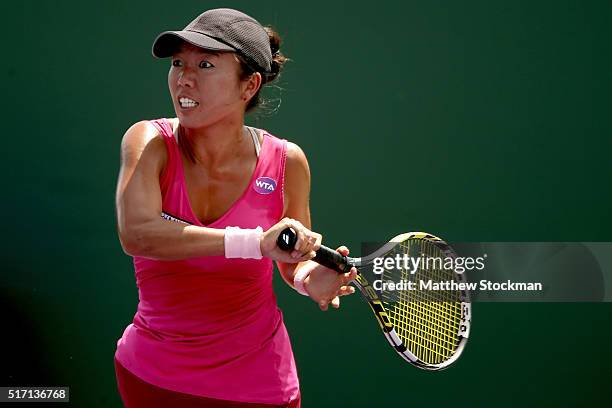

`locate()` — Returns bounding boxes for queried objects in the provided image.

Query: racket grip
[313,246,352,273]
[277,227,351,274]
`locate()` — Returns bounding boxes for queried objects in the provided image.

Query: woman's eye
[172,60,182,67]
[199,61,213,69]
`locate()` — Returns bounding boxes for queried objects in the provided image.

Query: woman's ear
[242,72,262,102]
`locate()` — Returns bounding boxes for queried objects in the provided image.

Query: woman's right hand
[260,218,322,263]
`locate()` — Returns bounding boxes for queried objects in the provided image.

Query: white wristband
[293,262,316,296]
[224,226,263,259]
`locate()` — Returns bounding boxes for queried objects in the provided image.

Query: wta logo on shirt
[253,177,277,194]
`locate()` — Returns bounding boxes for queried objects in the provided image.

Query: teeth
[179,97,199,108]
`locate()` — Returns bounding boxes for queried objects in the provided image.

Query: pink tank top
[115,118,299,405]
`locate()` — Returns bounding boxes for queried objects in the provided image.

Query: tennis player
[114,8,357,408]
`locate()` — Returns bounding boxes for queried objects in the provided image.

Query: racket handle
[277,227,352,274]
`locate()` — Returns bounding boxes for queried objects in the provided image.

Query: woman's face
[168,42,247,129]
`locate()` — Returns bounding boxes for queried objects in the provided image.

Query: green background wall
[3,1,611,406]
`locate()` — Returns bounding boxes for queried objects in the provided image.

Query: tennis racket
[277,228,471,370]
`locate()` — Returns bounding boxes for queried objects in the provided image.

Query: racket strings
[381,239,462,365]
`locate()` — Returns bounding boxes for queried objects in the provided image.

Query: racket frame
[351,232,471,370]
[277,228,471,370]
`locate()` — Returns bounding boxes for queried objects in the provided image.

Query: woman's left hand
[303,246,358,311]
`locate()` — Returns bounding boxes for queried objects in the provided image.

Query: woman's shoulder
[119,119,169,169]
[283,139,309,183]
[285,141,307,163]
[257,128,304,156]
[123,117,177,145]
[280,137,310,214]
[122,118,168,141]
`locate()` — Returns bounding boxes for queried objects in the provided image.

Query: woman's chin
[176,113,203,127]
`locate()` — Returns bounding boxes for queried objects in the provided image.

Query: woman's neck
[173,117,250,166]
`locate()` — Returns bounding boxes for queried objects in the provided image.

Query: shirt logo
[253,177,277,194]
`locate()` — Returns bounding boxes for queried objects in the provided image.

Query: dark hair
[237,26,288,112]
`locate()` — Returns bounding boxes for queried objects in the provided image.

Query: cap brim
[152,30,235,58]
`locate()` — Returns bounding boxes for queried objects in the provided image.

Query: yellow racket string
[382,239,462,365]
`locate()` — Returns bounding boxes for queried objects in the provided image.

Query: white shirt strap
[246,126,261,158]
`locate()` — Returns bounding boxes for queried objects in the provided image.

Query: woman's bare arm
[115,121,225,260]
[276,142,357,309]
[115,122,317,263]
[276,142,315,285]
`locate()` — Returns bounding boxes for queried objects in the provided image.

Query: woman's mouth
[179,97,199,109]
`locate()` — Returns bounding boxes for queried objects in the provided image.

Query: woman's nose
[177,68,196,87]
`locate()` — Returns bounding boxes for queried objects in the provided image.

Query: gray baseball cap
[152,8,272,72]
